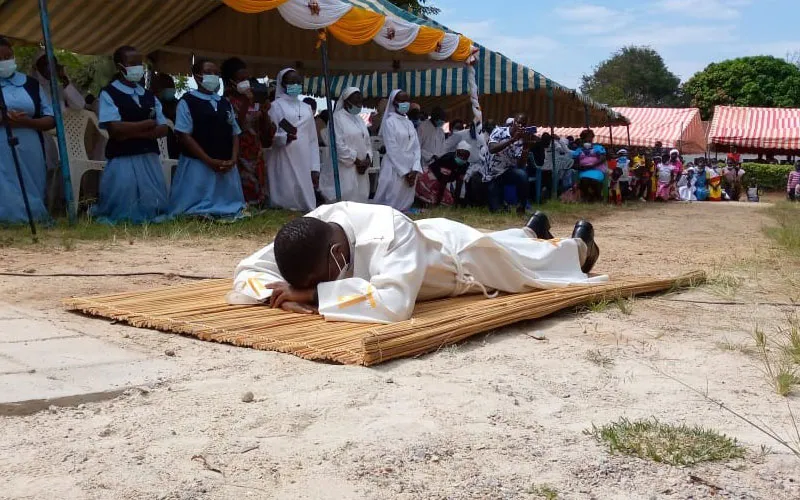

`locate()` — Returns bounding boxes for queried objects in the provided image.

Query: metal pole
[39,0,75,222]
[547,82,557,200]
[626,124,631,148]
[609,124,613,151]
[0,81,37,236]
[319,30,341,201]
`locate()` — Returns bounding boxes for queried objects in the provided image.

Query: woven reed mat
[63,271,705,366]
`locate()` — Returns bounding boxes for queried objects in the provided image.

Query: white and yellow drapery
[222,0,474,62]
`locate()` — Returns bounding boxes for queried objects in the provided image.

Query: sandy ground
[1,201,800,499]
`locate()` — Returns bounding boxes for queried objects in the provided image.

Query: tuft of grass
[586,417,745,466]
[587,299,610,313]
[707,270,743,300]
[527,484,558,499]
[753,326,800,397]
[585,349,614,368]
[763,202,800,256]
[779,313,800,365]
[615,297,634,315]
[715,339,756,356]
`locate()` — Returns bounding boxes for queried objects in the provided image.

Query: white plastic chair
[369,136,383,174]
[61,110,106,206]
[158,119,178,191]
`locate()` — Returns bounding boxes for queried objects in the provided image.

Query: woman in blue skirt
[0,36,55,224]
[91,45,170,224]
[168,58,245,220]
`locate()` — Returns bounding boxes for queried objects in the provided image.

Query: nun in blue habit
[0,36,55,224]
[91,45,170,224]
[168,58,245,220]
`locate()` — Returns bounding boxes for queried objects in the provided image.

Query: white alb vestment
[266,68,321,212]
[228,202,607,324]
[373,89,423,211]
[416,119,446,166]
[319,87,371,203]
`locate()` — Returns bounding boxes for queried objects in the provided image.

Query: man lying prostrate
[227,202,606,324]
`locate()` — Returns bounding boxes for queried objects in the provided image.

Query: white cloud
[554,4,630,34]
[591,24,737,49]
[656,0,751,20]
[446,19,560,66]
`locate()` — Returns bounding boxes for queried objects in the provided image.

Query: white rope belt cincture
[446,247,499,299]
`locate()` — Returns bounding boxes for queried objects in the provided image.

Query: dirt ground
[2,201,800,500]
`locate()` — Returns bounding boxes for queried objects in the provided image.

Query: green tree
[683,56,800,120]
[14,45,115,96]
[580,46,683,107]
[389,0,439,17]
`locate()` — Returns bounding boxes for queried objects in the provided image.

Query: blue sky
[433,0,800,89]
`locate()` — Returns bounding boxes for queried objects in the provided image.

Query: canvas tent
[0,0,624,127]
[708,106,800,154]
[541,108,706,153]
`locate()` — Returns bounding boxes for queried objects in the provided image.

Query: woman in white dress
[266,67,320,212]
[319,87,371,203]
[372,89,422,212]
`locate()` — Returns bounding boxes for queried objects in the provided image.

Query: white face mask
[583,142,592,149]
[330,243,350,280]
[236,80,251,94]
[200,74,220,93]
[123,65,145,83]
[0,58,17,79]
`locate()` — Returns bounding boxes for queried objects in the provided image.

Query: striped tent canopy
[305,45,626,128]
[0,0,469,75]
[539,108,706,153]
[708,106,800,154]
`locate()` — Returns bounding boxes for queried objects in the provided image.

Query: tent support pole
[547,82,556,200]
[319,30,341,201]
[626,124,631,147]
[608,123,613,151]
[39,0,75,222]
[584,104,590,129]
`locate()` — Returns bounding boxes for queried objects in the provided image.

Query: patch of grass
[586,417,745,466]
[706,269,743,300]
[0,202,627,249]
[585,349,614,368]
[0,210,299,248]
[779,313,800,365]
[527,484,558,499]
[763,202,800,256]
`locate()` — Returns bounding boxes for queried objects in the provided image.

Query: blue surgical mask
[160,88,176,102]
[411,119,421,127]
[347,104,363,116]
[396,102,410,115]
[0,58,17,79]
[285,83,303,97]
[123,65,145,83]
[455,157,468,166]
[435,119,445,128]
[200,74,220,93]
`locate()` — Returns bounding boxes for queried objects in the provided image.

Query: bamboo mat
[63,271,705,366]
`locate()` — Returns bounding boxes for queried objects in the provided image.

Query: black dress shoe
[572,220,600,274]
[526,211,554,239]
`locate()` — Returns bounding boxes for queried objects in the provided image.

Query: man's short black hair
[274,217,332,288]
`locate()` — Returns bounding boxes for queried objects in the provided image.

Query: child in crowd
[787,161,800,201]
[694,158,709,201]
[655,156,672,201]
[615,149,631,201]
[678,166,696,201]
[722,160,745,201]
[707,162,723,202]
[168,58,246,220]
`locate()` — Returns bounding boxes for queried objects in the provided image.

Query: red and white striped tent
[708,106,800,154]
[540,107,707,153]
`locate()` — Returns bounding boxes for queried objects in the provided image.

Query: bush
[742,163,793,191]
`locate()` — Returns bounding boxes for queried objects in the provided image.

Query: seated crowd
[0,38,767,226]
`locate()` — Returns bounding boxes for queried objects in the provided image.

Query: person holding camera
[482,113,534,215]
